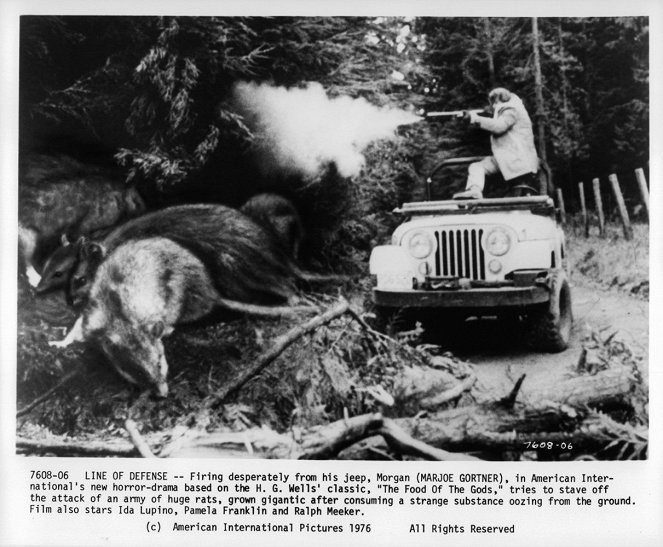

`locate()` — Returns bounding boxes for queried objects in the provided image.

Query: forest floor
[15,221,650,459]
[439,283,648,402]
[460,220,649,401]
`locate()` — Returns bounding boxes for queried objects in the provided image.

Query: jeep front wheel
[526,271,573,352]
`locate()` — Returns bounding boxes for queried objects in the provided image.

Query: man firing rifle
[448,87,539,200]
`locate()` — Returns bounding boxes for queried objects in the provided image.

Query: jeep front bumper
[373,285,550,309]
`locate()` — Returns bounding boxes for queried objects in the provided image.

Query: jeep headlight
[406,231,435,259]
[485,228,511,256]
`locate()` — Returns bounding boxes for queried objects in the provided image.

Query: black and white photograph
[1,1,661,546]
[13,11,651,460]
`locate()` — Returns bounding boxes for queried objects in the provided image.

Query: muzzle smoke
[232,81,421,178]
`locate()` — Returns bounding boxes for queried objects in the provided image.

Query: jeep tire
[526,270,573,352]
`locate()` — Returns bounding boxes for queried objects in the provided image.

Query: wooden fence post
[608,173,633,240]
[592,178,606,236]
[634,168,649,220]
[555,188,566,224]
[578,182,589,237]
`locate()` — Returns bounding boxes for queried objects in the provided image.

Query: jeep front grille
[434,229,486,280]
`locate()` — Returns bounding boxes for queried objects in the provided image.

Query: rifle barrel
[425,110,464,117]
[424,108,484,118]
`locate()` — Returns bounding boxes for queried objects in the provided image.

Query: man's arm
[470,107,517,136]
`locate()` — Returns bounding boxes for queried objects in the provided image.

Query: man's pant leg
[466,156,500,192]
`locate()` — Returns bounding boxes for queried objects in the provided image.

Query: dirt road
[440,284,649,397]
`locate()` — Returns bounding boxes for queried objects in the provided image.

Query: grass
[566,217,649,299]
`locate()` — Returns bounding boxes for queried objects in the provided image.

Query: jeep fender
[369,245,419,290]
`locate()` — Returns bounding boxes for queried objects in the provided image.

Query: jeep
[369,157,572,352]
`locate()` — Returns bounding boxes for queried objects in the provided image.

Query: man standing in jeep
[453,87,539,200]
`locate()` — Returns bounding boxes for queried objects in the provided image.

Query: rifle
[416,108,487,120]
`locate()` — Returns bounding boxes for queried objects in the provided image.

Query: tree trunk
[482,18,496,88]
[558,20,569,137]
[532,17,552,192]
[557,19,576,188]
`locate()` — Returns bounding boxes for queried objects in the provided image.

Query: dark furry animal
[67,204,298,309]
[51,237,307,396]
[19,154,145,287]
[240,193,304,259]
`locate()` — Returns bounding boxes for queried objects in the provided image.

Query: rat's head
[85,303,170,398]
[68,238,106,309]
[97,322,170,398]
[35,234,77,294]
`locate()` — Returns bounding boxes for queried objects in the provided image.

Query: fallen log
[392,364,470,406]
[177,364,644,460]
[125,419,156,458]
[380,364,641,456]
[16,437,138,457]
[169,414,384,459]
[16,405,643,460]
[162,413,480,460]
[341,411,647,460]
[16,403,644,461]
[14,412,477,460]
[521,365,638,410]
[379,418,480,461]
[418,373,477,409]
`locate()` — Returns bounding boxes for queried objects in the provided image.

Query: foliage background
[20,16,649,269]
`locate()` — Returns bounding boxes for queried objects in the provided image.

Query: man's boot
[453,186,483,200]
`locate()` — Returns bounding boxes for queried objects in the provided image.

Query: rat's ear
[89,242,106,261]
[150,321,165,339]
[75,236,88,256]
[80,241,106,263]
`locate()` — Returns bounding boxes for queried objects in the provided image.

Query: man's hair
[489,88,512,104]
